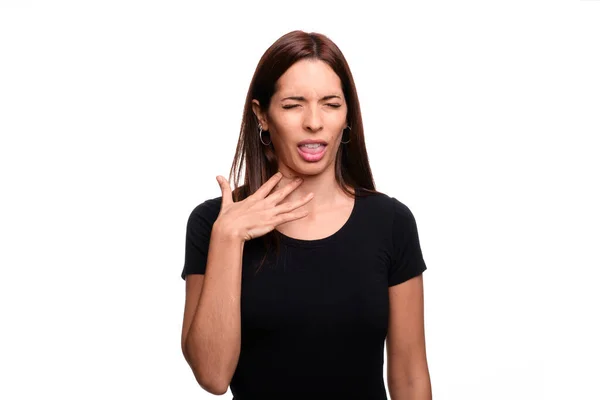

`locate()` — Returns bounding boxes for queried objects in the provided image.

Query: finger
[266,176,305,206]
[216,176,233,208]
[273,192,314,214]
[273,208,310,227]
[252,171,284,200]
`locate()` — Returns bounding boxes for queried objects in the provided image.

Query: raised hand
[214,172,314,242]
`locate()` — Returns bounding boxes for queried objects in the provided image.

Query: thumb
[216,176,233,208]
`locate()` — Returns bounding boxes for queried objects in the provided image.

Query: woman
[180,30,431,400]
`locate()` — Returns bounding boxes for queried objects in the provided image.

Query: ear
[251,99,269,131]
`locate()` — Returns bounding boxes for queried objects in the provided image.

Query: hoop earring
[341,125,351,144]
[259,124,271,146]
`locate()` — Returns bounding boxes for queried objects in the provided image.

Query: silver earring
[259,124,271,146]
[341,125,351,144]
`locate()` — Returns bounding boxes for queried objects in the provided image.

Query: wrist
[211,222,244,244]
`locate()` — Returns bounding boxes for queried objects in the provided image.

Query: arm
[387,274,432,400]
[182,225,244,395]
[181,173,312,394]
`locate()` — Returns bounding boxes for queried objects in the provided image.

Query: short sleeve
[181,197,222,280]
[388,197,428,287]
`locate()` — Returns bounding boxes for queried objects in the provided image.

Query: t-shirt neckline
[275,187,361,248]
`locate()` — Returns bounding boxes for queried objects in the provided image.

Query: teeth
[301,143,323,148]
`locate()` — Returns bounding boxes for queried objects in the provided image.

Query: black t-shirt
[181,188,428,400]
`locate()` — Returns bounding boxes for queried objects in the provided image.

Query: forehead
[274,59,343,98]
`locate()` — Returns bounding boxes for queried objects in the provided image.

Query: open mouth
[297,143,327,162]
[298,143,327,154]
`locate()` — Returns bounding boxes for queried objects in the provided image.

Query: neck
[275,168,352,211]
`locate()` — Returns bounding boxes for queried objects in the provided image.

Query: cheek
[269,133,294,157]
[276,115,302,132]
[270,121,298,147]
[268,110,291,131]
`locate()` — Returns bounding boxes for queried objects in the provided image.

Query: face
[252,59,348,178]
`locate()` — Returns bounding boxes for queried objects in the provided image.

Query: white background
[1,1,599,399]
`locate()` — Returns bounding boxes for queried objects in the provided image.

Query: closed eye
[282,104,341,109]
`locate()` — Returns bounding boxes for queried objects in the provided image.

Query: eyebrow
[281,95,342,102]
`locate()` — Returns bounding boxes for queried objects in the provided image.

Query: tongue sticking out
[298,145,326,154]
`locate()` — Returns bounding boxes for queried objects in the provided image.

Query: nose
[302,105,323,132]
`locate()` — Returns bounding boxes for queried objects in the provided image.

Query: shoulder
[386,195,419,236]
[187,196,223,227]
[356,189,420,239]
[389,196,417,222]
[355,188,389,211]
[357,189,414,218]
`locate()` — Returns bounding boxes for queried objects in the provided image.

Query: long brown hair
[227,30,379,273]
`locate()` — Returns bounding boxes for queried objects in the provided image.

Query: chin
[292,159,335,177]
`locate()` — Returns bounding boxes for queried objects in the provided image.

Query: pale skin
[182,58,431,398]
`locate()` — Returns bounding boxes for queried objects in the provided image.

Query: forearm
[184,226,244,393]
